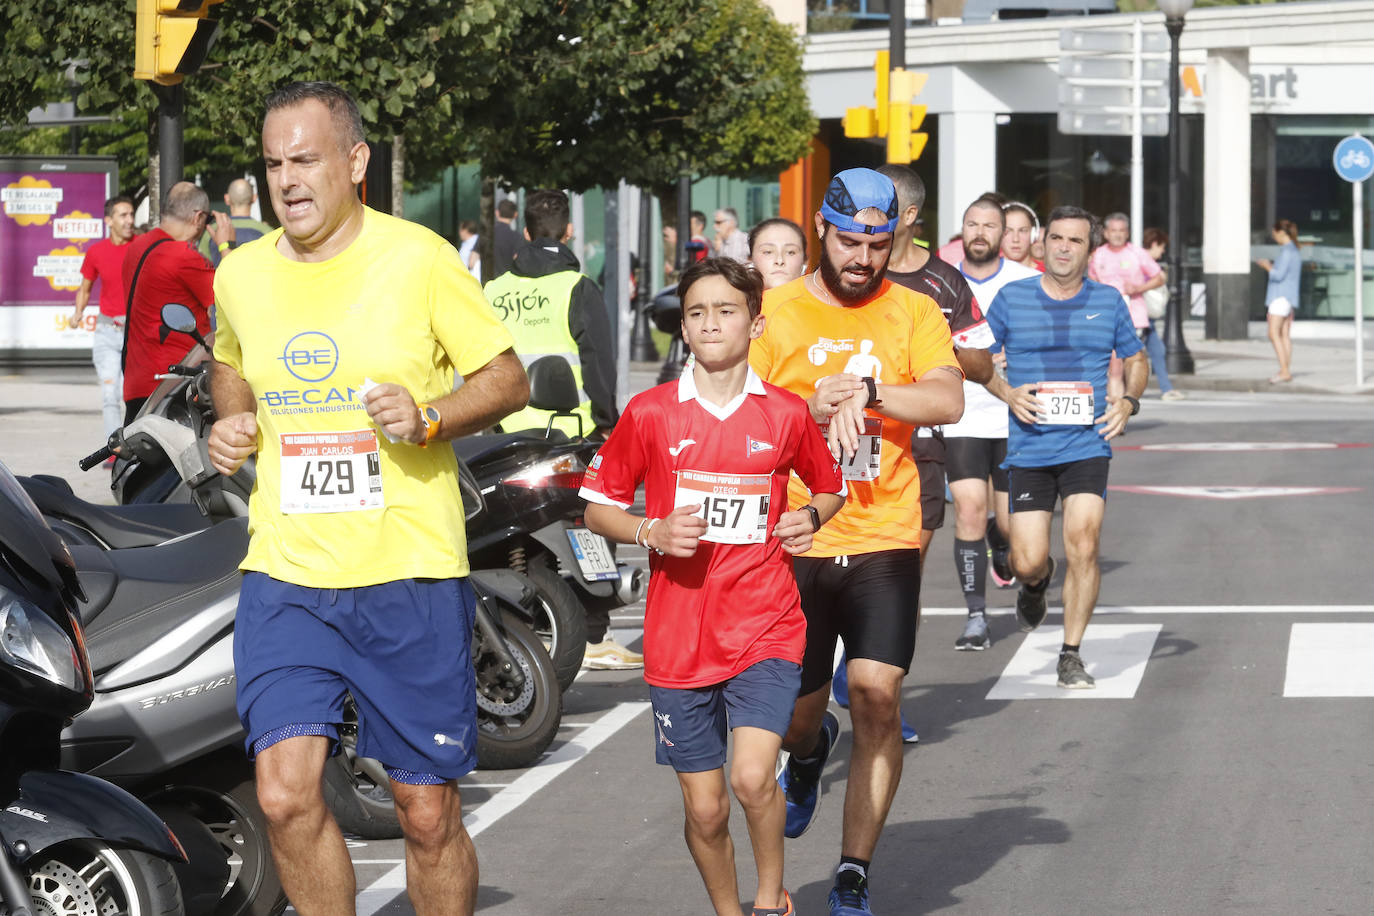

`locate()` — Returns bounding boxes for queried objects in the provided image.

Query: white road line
[1284,623,1374,697]
[352,701,649,915]
[922,605,1374,616]
[987,624,1162,700]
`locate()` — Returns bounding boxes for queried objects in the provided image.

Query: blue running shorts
[648,658,802,773]
[234,572,479,781]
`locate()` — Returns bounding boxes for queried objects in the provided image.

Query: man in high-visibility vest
[484,189,618,439]
[485,189,639,671]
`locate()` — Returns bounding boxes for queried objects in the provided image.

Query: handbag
[1143,283,1169,320]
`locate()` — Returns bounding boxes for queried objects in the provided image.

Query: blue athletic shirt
[984,275,1142,469]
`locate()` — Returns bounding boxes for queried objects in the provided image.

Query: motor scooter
[0,461,188,915]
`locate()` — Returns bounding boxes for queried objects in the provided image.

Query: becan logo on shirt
[278,331,339,383]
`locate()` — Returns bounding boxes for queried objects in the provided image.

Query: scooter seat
[452,430,569,465]
[21,475,210,549]
[70,519,248,675]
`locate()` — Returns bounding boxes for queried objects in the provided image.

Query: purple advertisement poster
[1,156,118,356]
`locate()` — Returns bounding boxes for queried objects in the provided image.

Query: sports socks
[954,538,988,614]
[1061,642,1080,655]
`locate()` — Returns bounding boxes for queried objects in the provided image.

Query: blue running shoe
[832,653,849,708]
[779,710,839,838]
[828,870,872,915]
[901,717,919,744]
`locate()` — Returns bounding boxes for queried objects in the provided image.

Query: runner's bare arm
[585,503,707,558]
[872,365,965,427]
[364,349,529,444]
[70,278,95,327]
[984,374,1045,425]
[1097,349,1149,440]
[772,491,845,555]
[208,361,258,475]
[956,347,994,385]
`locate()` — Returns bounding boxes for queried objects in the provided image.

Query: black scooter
[0,461,187,915]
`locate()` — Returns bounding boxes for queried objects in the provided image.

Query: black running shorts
[1007,456,1110,514]
[944,436,1009,490]
[792,549,922,695]
[918,459,945,531]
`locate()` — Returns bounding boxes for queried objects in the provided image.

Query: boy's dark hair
[678,256,764,319]
[690,210,707,228]
[497,199,518,220]
[264,82,365,152]
[525,189,570,241]
[747,218,806,257]
[103,195,133,218]
[1046,205,1103,250]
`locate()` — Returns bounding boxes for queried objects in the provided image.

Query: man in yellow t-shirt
[751,168,964,915]
[208,82,528,916]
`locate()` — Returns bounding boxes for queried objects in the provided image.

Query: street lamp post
[1160,0,1195,374]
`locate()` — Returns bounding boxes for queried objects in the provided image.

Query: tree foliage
[1,0,814,201]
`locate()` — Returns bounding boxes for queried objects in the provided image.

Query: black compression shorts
[792,549,922,695]
[918,460,945,531]
[945,436,1009,490]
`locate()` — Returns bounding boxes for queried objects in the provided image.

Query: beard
[963,236,1000,266]
[819,251,885,305]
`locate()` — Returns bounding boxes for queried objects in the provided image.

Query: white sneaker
[581,636,644,670]
[1161,389,1186,401]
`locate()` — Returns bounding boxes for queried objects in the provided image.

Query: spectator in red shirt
[71,195,136,438]
[121,181,235,422]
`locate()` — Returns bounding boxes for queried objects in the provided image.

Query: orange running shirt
[749,275,959,557]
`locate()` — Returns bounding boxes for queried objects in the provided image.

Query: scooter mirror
[160,303,198,335]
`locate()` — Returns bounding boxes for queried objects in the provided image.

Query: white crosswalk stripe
[986,624,1162,700]
[1283,623,1374,697]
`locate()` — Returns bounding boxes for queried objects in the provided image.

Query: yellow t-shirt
[749,275,959,557]
[212,207,516,587]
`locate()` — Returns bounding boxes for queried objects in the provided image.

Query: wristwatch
[1121,395,1140,416]
[803,505,821,533]
[418,403,442,445]
[862,376,882,409]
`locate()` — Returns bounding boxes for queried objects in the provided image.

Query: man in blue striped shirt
[984,206,1149,689]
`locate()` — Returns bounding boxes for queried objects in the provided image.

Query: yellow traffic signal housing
[843,107,879,139]
[886,68,930,164]
[135,0,223,86]
[874,51,890,138]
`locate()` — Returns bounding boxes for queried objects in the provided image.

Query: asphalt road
[3,370,1371,915]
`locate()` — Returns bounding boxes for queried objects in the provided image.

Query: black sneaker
[1057,651,1096,689]
[989,544,1017,588]
[778,710,839,839]
[1015,556,1055,631]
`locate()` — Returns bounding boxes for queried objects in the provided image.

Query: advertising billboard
[1,156,119,359]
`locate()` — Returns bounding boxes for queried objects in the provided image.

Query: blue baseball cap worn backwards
[820,168,899,235]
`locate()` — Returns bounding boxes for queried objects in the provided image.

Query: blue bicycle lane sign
[1333,135,1374,183]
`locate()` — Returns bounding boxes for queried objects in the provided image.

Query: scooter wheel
[525,557,588,692]
[25,840,182,916]
[476,610,563,770]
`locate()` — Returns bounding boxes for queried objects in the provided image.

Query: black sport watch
[863,376,882,408]
[1121,395,1140,416]
[803,505,821,532]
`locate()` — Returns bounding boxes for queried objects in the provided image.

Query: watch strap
[1121,395,1140,416]
[803,505,821,532]
[418,403,441,445]
[863,376,882,408]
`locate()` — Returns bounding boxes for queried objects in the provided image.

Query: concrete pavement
[1167,318,1374,396]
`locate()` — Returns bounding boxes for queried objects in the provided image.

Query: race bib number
[279,429,385,514]
[822,416,883,481]
[1036,381,1094,426]
[673,470,771,545]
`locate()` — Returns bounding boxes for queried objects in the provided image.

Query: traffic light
[135,0,224,86]
[886,69,930,165]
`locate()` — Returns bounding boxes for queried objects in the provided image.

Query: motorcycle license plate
[567,528,620,582]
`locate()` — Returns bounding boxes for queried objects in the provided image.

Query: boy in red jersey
[581,257,845,916]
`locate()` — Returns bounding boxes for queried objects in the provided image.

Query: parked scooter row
[0,462,187,915]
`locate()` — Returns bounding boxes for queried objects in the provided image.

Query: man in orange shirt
[751,168,964,916]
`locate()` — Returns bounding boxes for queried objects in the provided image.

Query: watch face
[423,406,442,423]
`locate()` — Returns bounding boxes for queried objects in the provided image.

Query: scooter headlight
[0,587,83,692]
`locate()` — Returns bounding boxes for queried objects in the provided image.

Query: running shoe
[1057,651,1096,689]
[989,544,1016,588]
[1160,389,1186,401]
[901,719,919,744]
[581,636,643,670]
[954,612,991,651]
[779,710,839,838]
[752,890,794,916]
[1015,557,1055,632]
[828,870,872,916]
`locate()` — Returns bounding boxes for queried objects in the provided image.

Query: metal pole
[630,189,660,361]
[1130,17,1144,248]
[889,2,905,71]
[1164,15,1195,375]
[676,167,691,275]
[154,83,184,201]
[1356,175,1365,385]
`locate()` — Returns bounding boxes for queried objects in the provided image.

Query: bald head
[225,179,256,214]
[163,181,209,222]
